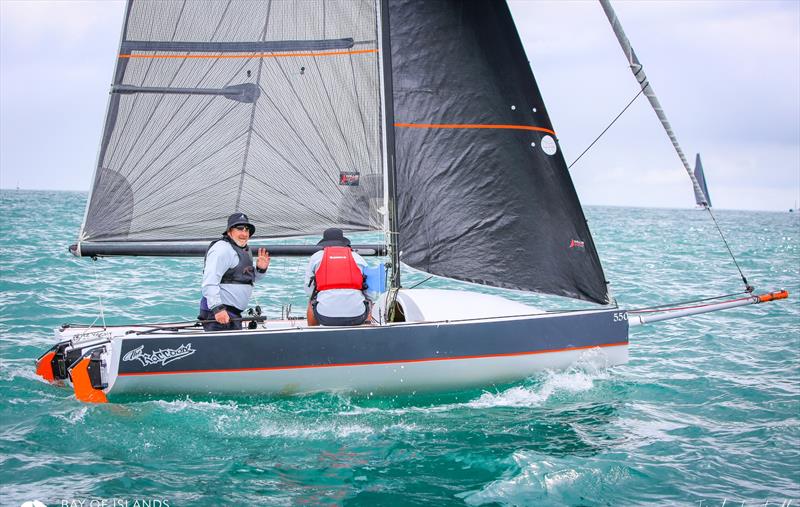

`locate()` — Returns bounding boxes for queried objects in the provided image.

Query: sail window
[541,135,558,155]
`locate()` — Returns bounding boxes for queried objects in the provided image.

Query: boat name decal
[71,330,113,343]
[569,239,585,249]
[122,343,196,367]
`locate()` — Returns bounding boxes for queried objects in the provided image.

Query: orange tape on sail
[394,123,556,135]
[71,358,108,404]
[119,48,377,59]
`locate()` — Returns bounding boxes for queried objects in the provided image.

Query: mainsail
[389,0,610,304]
[81,0,385,243]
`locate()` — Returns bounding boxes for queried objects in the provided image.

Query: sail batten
[120,38,356,53]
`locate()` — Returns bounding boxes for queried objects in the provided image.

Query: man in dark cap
[304,228,370,326]
[199,213,270,331]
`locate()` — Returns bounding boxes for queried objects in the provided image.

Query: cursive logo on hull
[122,343,196,367]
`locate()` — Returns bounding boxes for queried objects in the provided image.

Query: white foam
[466,364,609,409]
[150,398,240,413]
[54,406,88,424]
[257,421,374,440]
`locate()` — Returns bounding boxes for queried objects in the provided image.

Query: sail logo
[122,343,196,367]
[339,171,360,186]
[569,239,585,249]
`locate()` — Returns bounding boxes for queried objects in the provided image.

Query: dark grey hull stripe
[117,310,629,376]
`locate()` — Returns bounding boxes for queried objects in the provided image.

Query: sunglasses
[232,225,251,232]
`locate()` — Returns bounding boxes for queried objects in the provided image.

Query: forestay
[81,0,386,243]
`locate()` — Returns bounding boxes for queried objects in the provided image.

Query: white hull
[110,343,628,396]
[36,290,630,402]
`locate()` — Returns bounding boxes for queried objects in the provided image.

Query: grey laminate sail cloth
[81,0,384,242]
[389,0,610,304]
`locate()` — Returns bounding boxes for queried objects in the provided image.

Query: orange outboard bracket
[35,351,56,382]
[70,354,108,404]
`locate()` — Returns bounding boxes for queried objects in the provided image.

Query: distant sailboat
[693,154,712,208]
[36,0,787,403]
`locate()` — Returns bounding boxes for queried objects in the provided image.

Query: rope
[565,82,754,294]
[408,276,433,289]
[704,206,754,292]
[91,258,107,330]
[568,85,647,170]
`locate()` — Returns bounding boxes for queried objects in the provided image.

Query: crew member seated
[305,228,369,326]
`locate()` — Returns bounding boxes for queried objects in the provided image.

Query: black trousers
[311,300,370,326]
[199,306,243,332]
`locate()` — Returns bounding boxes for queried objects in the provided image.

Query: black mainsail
[389,0,610,304]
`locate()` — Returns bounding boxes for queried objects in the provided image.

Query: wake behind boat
[35,0,787,403]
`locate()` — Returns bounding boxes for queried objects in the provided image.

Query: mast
[378,0,401,291]
[599,0,711,208]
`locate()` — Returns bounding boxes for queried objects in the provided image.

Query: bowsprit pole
[627,290,789,327]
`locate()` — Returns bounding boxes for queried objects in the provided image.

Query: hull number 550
[612,312,628,322]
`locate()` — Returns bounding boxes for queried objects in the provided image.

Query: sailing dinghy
[36,0,787,403]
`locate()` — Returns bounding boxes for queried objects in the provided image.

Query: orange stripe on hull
[118,341,628,377]
[394,123,556,136]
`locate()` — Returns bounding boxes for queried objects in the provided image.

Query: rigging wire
[91,258,107,330]
[703,206,754,293]
[408,276,434,289]
[566,83,754,293]
[567,85,648,170]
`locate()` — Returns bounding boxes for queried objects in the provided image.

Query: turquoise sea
[1,189,798,506]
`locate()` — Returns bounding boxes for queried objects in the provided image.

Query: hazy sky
[1,0,798,211]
